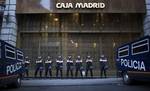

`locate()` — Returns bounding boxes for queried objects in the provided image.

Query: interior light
[54,18,59,22]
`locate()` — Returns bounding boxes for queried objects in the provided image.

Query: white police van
[116,36,150,84]
[0,40,25,88]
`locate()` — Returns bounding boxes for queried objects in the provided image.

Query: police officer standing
[85,56,93,77]
[66,55,74,77]
[75,56,83,77]
[56,56,63,78]
[34,56,44,78]
[99,55,108,78]
[24,56,30,77]
[45,56,53,77]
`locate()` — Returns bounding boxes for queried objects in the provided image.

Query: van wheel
[12,77,21,88]
[122,72,132,85]
[7,77,21,88]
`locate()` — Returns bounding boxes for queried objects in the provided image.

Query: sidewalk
[22,78,122,86]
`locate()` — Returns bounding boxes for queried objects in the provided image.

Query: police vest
[76,59,82,63]
[99,58,107,68]
[45,60,52,64]
[45,60,52,67]
[86,59,93,63]
[99,58,107,62]
[36,60,43,67]
[67,60,74,67]
[86,59,93,65]
[75,60,82,67]
[56,60,63,66]
[25,60,30,67]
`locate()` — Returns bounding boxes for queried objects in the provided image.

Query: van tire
[13,77,21,88]
[122,72,132,85]
[6,77,21,88]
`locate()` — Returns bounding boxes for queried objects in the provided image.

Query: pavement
[1,78,150,91]
[22,78,122,86]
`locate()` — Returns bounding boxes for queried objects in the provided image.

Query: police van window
[118,46,129,58]
[5,45,16,59]
[17,50,23,61]
[132,39,149,55]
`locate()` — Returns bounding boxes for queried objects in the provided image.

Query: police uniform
[99,55,108,78]
[24,56,30,77]
[45,56,53,77]
[34,56,44,77]
[75,56,83,77]
[85,56,93,77]
[66,56,74,77]
[56,56,63,77]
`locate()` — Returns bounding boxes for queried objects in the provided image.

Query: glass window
[17,50,24,61]
[132,39,149,55]
[5,45,16,59]
[132,45,148,54]
[118,46,129,58]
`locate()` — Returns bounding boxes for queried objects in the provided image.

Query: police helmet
[58,56,62,58]
[48,56,51,59]
[87,56,91,58]
[25,56,28,59]
[68,55,72,59]
[77,56,81,59]
[100,55,104,58]
[38,56,42,59]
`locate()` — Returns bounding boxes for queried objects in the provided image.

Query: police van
[116,36,150,84]
[0,40,25,88]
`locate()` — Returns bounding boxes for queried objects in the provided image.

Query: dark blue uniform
[24,58,30,77]
[85,57,93,77]
[34,57,43,77]
[66,58,74,77]
[75,57,83,77]
[99,56,108,78]
[56,57,63,77]
[45,57,53,77]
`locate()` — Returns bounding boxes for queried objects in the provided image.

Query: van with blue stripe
[116,36,150,84]
[0,40,25,88]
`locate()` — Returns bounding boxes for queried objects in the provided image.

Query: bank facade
[0,0,146,70]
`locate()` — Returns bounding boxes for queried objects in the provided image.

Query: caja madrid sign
[56,3,105,9]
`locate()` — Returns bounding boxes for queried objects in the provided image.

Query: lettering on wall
[56,3,105,9]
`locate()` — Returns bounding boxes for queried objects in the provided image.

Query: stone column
[0,0,17,46]
[144,0,150,36]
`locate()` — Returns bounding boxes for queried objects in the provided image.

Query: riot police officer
[75,56,83,77]
[56,56,63,77]
[99,55,108,78]
[66,55,74,77]
[34,56,44,78]
[24,56,30,77]
[45,56,53,77]
[85,56,93,77]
